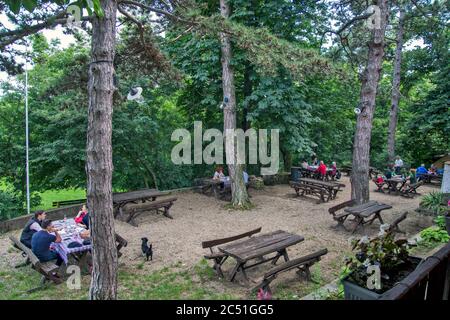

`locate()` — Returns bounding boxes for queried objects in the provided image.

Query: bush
[420,226,450,245]
[420,191,446,215]
[0,190,24,221]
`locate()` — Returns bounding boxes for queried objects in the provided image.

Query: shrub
[420,191,446,215]
[420,227,450,244]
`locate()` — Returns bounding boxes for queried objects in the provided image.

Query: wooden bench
[52,199,86,208]
[328,200,393,233]
[9,236,63,285]
[400,180,424,198]
[201,227,262,278]
[121,197,177,226]
[386,211,409,234]
[252,248,328,293]
[328,199,356,228]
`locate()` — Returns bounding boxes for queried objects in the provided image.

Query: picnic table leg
[229,262,244,282]
[351,216,363,234]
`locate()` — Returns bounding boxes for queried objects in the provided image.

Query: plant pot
[342,256,422,300]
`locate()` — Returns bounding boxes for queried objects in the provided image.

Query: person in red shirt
[316,161,327,179]
[75,204,88,225]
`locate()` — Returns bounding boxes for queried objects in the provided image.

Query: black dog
[141,237,153,261]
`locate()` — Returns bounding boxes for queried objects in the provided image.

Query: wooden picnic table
[343,201,393,233]
[420,173,443,184]
[290,178,345,202]
[218,230,304,282]
[113,188,164,218]
[385,177,407,194]
[195,178,232,200]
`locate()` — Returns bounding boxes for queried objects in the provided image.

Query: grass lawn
[33,188,86,211]
[1,179,85,211]
[0,258,237,300]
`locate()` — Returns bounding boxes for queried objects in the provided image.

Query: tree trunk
[351,0,389,204]
[87,0,118,300]
[220,0,251,208]
[387,8,405,162]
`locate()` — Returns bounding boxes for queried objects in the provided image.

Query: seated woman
[213,166,225,180]
[315,161,327,180]
[75,204,88,226]
[82,212,90,230]
[31,219,63,267]
[329,162,337,179]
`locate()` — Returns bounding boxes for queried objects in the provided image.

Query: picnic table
[113,188,164,219]
[195,178,232,200]
[290,178,345,203]
[385,177,407,194]
[419,173,443,185]
[51,219,91,270]
[343,201,393,233]
[217,230,304,282]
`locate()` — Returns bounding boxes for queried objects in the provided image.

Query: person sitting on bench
[75,204,88,226]
[82,212,90,230]
[20,210,46,249]
[31,219,63,267]
[416,164,428,180]
[315,161,327,180]
[401,169,417,192]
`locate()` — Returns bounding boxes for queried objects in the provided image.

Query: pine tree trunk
[387,8,405,163]
[351,0,389,204]
[87,0,118,300]
[220,0,250,208]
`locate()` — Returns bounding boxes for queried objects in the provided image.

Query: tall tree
[86,0,118,299]
[387,7,405,163]
[351,0,390,203]
[219,0,250,208]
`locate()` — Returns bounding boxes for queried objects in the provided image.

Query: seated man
[20,210,46,249]
[243,170,249,185]
[416,164,428,180]
[31,219,63,266]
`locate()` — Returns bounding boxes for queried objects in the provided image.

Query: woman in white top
[213,166,225,180]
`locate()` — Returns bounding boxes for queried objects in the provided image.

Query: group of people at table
[19,205,90,270]
[374,156,443,192]
[212,166,249,188]
[300,155,339,179]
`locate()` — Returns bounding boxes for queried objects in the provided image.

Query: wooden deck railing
[379,242,450,300]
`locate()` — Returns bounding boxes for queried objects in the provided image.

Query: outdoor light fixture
[127,86,144,104]
[219,96,229,110]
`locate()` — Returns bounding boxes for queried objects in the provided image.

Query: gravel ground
[0,176,437,297]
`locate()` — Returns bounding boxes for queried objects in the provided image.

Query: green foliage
[420,191,446,215]
[434,215,446,230]
[345,230,410,276]
[420,227,450,245]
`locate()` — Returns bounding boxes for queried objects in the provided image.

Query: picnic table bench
[119,196,177,226]
[252,248,328,294]
[217,230,305,282]
[9,230,128,288]
[52,199,86,208]
[419,173,443,185]
[9,235,63,285]
[290,178,345,203]
[328,200,393,233]
[113,188,164,219]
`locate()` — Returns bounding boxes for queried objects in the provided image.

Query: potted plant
[341,225,422,300]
